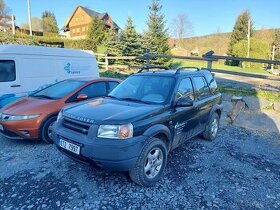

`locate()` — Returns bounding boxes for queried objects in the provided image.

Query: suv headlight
[4,114,40,121]
[98,124,133,139]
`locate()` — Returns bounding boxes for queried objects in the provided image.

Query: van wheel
[129,137,167,187]
[41,116,57,144]
[203,113,219,141]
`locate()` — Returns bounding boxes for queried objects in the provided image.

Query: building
[63,6,120,39]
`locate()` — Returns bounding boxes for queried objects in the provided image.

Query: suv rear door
[192,76,213,129]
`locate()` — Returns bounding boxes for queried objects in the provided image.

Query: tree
[0,0,11,27]
[119,17,143,57]
[232,38,269,68]
[20,17,42,31]
[41,11,59,33]
[171,13,193,48]
[143,0,170,65]
[104,25,121,56]
[87,14,105,45]
[227,10,254,65]
[273,29,280,61]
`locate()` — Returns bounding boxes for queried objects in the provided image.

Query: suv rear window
[0,60,16,82]
[205,73,218,94]
[193,76,211,100]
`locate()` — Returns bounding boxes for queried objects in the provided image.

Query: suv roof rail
[175,66,200,74]
[137,65,169,73]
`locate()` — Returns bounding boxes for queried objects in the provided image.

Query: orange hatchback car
[0,77,121,143]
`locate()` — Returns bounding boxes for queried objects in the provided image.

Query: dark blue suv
[52,66,223,186]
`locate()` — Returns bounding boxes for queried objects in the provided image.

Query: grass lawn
[171,59,270,75]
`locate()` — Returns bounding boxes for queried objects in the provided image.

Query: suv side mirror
[77,94,88,101]
[176,97,193,107]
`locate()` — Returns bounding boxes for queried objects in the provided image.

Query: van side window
[0,60,16,82]
[205,73,218,94]
[193,76,211,100]
[175,78,194,101]
[78,82,107,99]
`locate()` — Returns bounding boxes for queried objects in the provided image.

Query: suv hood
[63,98,164,125]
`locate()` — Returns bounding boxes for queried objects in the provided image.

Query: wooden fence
[93,51,280,75]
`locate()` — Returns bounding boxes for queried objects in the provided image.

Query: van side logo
[64,63,81,74]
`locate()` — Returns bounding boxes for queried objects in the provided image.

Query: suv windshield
[109,75,175,104]
[31,80,85,100]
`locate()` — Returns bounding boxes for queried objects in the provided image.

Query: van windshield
[109,75,175,104]
[31,80,85,100]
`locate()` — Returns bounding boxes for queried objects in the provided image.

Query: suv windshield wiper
[119,97,152,104]
[106,95,120,100]
[31,95,56,100]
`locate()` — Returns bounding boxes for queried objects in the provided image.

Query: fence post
[207,60,213,71]
[105,51,109,71]
[145,49,150,66]
[271,45,276,72]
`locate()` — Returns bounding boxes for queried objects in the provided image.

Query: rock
[273,102,280,111]
[228,101,246,122]
[56,201,61,207]
[27,205,34,209]
[222,101,233,113]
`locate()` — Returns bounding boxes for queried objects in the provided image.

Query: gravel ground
[0,125,279,210]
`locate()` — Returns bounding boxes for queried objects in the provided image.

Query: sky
[5,0,280,37]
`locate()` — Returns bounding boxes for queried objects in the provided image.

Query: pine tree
[143,0,170,65]
[87,14,105,45]
[227,10,254,65]
[120,17,143,57]
[104,24,121,56]
[41,11,59,33]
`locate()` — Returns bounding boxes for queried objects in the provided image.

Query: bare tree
[20,17,42,31]
[171,13,193,48]
[0,0,10,24]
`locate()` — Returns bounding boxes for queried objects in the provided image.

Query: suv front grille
[62,118,91,134]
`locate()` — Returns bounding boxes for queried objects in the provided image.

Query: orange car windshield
[31,80,85,100]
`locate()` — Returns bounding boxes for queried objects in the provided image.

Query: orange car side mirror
[77,94,88,101]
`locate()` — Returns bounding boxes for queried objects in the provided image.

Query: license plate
[60,139,80,155]
[0,124,3,131]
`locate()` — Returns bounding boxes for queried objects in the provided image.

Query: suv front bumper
[52,123,147,171]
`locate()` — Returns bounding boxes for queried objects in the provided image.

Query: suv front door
[171,77,199,148]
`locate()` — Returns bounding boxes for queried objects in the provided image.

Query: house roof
[63,5,120,31]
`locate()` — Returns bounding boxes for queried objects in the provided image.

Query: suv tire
[203,112,219,141]
[129,137,167,187]
[41,116,57,144]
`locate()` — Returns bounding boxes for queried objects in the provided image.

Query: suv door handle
[10,84,21,87]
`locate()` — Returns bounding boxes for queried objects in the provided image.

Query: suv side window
[107,81,119,93]
[205,73,218,94]
[78,82,107,99]
[0,60,16,82]
[175,78,194,101]
[193,76,211,100]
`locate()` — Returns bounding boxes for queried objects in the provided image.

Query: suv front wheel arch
[143,124,172,151]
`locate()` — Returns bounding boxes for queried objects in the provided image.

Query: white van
[0,45,99,108]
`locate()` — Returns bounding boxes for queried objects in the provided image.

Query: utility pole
[247,19,250,58]
[27,0,32,36]
[11,15,15,35]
